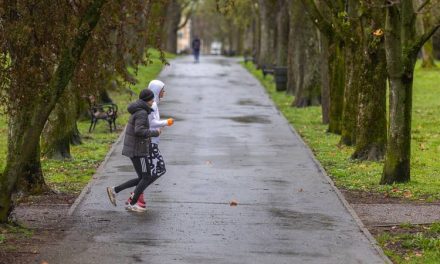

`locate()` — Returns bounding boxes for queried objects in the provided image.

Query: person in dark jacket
[192,37,201,63]
[106,89,161,212]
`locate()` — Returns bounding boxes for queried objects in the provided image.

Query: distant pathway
[40,56,386,264]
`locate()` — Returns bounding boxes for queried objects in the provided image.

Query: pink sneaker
[126,192,146,208]
[126,203,146,213]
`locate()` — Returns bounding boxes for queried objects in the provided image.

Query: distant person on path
[106,89,161,212]
[192,37,201,63]
[124,80,174,208]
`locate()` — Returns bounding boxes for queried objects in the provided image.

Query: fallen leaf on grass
[229,199,238,206]
[373,28,384,36]
[403,190,412,198]
[415,252,423,257]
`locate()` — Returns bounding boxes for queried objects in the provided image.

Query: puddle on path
[269,208,335,231]
[228,80,255,86]
[237,99,268,107]
[223,115,271,124]
[115,165,134,172]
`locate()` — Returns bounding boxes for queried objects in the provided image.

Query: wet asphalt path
[40,56,385,263]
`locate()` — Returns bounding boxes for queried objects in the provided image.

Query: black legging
[114,156,160,205]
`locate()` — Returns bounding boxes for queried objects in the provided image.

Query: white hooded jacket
[148,80,168,144]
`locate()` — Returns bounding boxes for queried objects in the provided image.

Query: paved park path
[40,56,387,264]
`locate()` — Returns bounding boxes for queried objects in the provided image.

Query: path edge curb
[67,127,126,216]
[242,64,392,264]
[282,116,392,264]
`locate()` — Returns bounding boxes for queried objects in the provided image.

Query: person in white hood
[125,80,174,208]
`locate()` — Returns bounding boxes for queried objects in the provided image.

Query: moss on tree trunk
[42,85,81,160]
[381,0,424,184]
[381,73,413,183]
[319,34,330,124]
[340,40,361,146]
[352,46,387,161]
[327,39,345,134]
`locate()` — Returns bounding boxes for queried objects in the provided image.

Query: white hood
[148,80,165,104]
[147,80,167,145]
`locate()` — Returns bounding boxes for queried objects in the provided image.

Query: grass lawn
[0,49,175,194]
[242,61,440,201]
[376,223,440,264]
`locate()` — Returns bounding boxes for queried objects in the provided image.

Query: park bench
[88,102,118,133]
[261,64,276,77]
[244,55,256,64]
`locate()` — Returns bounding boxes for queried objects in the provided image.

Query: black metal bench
[244,55,256,64]
[261,64,276,77]
[88,103,118,133]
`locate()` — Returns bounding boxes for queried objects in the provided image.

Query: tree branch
[48,0,107,107]
[416,0,431,12]
[177,12,192,30]
[412,22,440,54]
[300,0,337,39]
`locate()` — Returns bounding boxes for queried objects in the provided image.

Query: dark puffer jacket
[122,100,160,158]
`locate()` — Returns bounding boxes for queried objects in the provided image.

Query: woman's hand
[167,118,174,126]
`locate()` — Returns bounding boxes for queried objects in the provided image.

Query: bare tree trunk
[257,0,276,67]
[252,12,261,64]
[0,0,106,222]
[320,34,330,124]
[352,5,387,161]
[339,38,360,146]
[416,0,437,68]
[14,127,48,195]
[292,26,321,106]
[382,71,414,183]
[421,38,437,68]
[42,86,79,160]
[381,1,418,184]
[299,0,345,133]
[327,38,345,134]
[163,0,181,54]
[70,122,82,146]
[286,0,298,95]
[276,0,289,67]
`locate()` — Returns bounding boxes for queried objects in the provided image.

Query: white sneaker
[126,203,147,212]
[106,187,117,206]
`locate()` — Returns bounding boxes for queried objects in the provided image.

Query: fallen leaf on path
[205,160,213,165]
[298,188,303,192]
[41,261,49,264]
[229,199,238,206]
